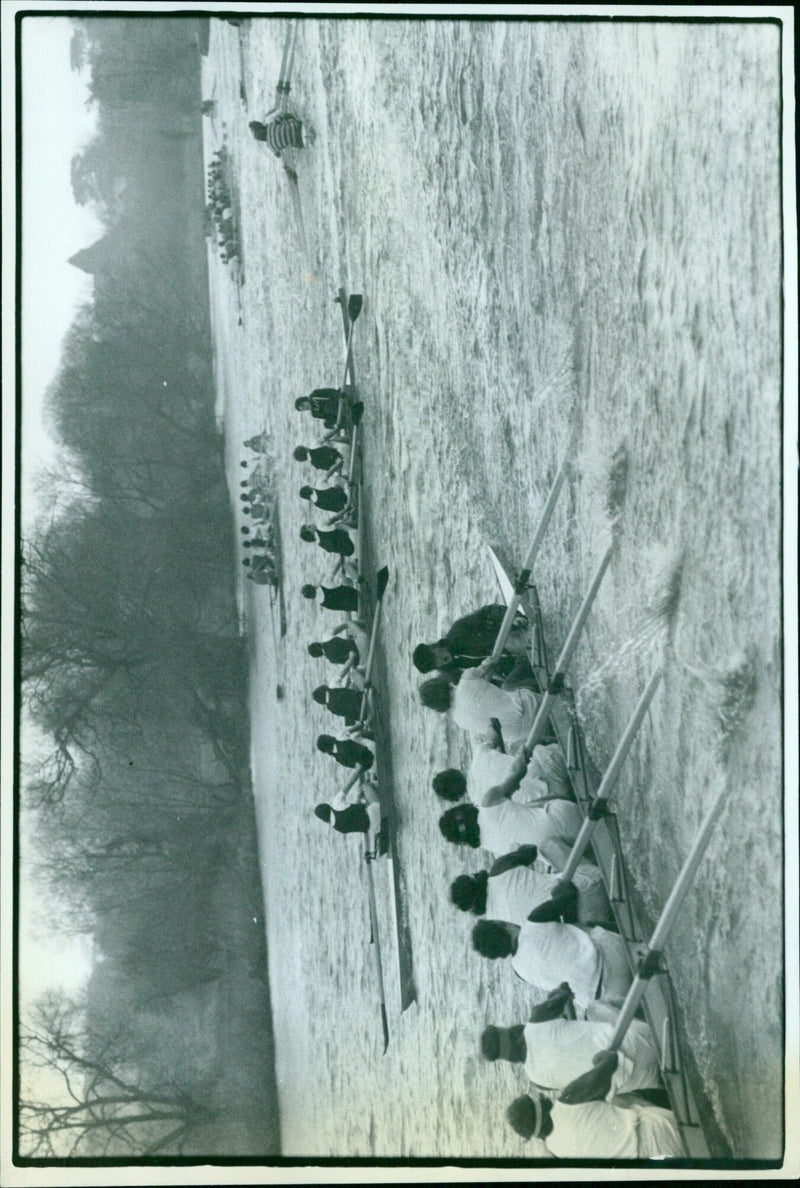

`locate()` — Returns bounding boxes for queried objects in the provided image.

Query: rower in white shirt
[419,662,539,748]
[449,845,612,926]
[471,919,633,1012]
[459,735,573,804]
[438,797,583,859]
[506,1092,685,1159]
[480,1010,661,1098]
[435,734,584,859]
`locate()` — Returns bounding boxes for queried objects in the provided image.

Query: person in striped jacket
[249,111,315,155]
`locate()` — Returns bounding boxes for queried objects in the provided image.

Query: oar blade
[559,1049,618,1104]
[348,294,363,321]
[376,565,390,601]
[381,1004,390,1053]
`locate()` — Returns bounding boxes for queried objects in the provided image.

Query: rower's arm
[488,845,538,876]
[482,752,529,805]
[528,982,574,1023]
[339,654,357,679]
[488,718,506,753]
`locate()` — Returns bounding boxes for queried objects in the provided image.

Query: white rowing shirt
[518,744,571,802]
[468,743,516,804]
[478,799,583,857]
[547,1097,685,1159]
[585,925,633,1006]
[453,668,539,745]
[485,861,611,926]
[468,742,568,806]
[511,922,602,1001]
[485,866,560,925]
[522,1016,660,1097]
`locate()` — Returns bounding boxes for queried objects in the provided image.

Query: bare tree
[19,991,215,1157]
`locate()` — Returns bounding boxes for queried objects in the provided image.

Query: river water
[202,16,783,1161]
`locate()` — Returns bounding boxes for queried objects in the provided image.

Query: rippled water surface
[203,17,782,1160]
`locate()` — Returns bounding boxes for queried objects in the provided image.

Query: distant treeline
[20,18,279,1157]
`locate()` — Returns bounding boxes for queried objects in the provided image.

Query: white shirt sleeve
[608,1050,636,1100]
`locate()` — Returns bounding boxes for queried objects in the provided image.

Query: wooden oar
[238,27,248,106]
[277,19,299,113]
[332,288,361,488]
[346,422,361,487]
[337,295,363,414]
[521,540,615,756]
[282,158,309,257]
[335,289,359,387]
[355,567,390,728]
[364,841,390,1053]
[558,782,728,1105]
[527,669,663,921]
[338,763,366,799]
[489,458,569,664]
[274,21,294,111]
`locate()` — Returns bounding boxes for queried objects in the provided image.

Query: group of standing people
[206,146,239,264]
[413,607,686,1158]
[240,438,279,585]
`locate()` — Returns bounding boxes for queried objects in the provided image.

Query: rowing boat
[489,545,714,1158]
[336,290,416,1020]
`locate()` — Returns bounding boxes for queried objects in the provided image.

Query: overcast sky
[21,16,102,523]
[19,16,101,1004]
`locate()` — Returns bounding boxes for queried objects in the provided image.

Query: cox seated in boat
[449,843,612,928]
[471,919,633,1014]
[419,655,540,749]
[294,388,363,434]
[413,603,531,684]
[481,999,663,1100]
[506,1091,685,1160]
